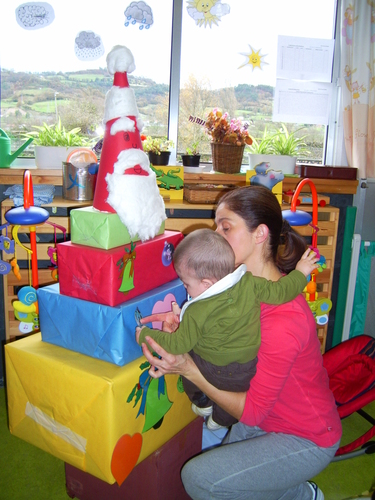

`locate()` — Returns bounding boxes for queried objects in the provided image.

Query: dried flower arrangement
[204,109,253,147]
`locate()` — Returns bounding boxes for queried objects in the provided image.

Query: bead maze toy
[282,178,332,325]
[3,170,50,333]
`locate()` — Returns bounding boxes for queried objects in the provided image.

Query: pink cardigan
[240,295,342,447]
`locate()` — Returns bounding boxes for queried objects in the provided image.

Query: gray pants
[181,423,340,499]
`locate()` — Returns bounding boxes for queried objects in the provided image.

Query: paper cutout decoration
[187,0,230,28]
[239,45,269,71]
[74,31,105,61]
[15,2,55,30]
[111,433,143,486]
[161,241,174,267]
[127,360,173,433]
[149,292,181,330]
[124,1,153,30]
[117,241,137,293]
[150,165,184,201]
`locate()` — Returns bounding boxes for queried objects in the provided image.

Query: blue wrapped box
[38,280,187,366]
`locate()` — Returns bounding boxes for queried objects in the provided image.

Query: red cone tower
[93,45,144,213]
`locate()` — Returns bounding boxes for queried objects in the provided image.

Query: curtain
[341,0,375,178]
[350,241,375,338]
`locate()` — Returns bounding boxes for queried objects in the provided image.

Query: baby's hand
[296,248,319,277]
[136,326,145,344]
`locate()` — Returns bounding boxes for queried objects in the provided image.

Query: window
[176,0,337,164]
[1,0,337,166]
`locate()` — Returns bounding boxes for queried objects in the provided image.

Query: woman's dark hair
[217,185,307,274]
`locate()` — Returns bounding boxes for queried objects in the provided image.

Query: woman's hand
[141,335,194,379]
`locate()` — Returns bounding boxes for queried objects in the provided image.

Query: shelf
[0,167,359,194]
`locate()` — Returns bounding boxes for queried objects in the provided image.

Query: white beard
[105,171,166,242]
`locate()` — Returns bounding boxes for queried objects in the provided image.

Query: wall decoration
[239,45,269,71]
[124,1,153,30]
[150,165,184,201]
[15,2,55,30]
[186,0,230,28]
[74,31,105,61]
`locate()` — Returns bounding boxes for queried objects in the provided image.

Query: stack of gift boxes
[5,45,199,488]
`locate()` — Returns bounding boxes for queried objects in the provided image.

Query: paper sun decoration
[239,45,269,71]
[187,0,230,28]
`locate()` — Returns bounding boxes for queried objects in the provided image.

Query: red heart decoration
[111,433,143,486]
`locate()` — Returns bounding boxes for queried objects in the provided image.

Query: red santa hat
[93,45,146,213]
[92,45,166,241]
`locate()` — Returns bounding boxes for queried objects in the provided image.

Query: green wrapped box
[71,206,165,250]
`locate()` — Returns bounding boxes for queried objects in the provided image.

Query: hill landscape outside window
[0,0,337,166]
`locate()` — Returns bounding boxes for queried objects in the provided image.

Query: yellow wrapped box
[5,334,196,485]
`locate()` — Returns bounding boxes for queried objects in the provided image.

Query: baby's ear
[202,278,215,289]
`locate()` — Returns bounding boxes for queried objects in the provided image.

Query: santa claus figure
[93,45,166,241]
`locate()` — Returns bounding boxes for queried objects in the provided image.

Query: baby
[136,228,318,430]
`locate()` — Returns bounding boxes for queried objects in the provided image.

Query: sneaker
[307,481,324,500]
[191,403,213,417]
[206,414,226,431]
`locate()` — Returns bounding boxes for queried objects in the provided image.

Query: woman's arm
[141,336,247,420]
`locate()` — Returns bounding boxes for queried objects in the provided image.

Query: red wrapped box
[58,231,184,306]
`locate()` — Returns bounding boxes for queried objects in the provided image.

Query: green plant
[141,135,174,155]
[248,124,310,156]
[24,119,92,147]
[247,127,274,154]
[185,140,200,155]
[270,124,309,156]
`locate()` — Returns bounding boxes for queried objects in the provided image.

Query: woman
[140,185,342,500]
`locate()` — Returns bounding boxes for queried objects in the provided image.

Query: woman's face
[215,203,256,269]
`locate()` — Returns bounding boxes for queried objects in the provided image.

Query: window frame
[7,0,341,168]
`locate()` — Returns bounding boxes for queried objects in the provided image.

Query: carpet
[1,386,375,500]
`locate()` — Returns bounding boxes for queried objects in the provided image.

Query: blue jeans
[181,423,340,499]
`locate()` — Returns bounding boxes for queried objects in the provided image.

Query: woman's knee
[181,458,197,493]
[181,456,208,499]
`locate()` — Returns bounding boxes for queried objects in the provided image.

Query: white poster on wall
[273,79,333,125]
[276,35,334,82]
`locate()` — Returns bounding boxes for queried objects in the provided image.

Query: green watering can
[0,129,34,168]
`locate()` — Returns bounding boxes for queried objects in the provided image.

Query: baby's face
[177,268,209,299]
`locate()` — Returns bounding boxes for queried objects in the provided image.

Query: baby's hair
[173,229,235,282]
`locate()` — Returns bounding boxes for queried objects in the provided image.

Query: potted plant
[24,119,94,169]
[141,135,175,166]
[248,124,309,175]
[204,108,252,173]
[181,140,201,167]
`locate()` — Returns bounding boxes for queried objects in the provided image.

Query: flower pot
[248,154,297,175]
[181,154,201,167]
[35,146,79,169]
[211,143,245,174]
[148,151,171,166]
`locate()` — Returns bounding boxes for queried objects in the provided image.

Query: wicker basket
[184,184,236,204]
[211,142,245,174]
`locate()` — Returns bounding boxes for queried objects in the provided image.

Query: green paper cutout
[142,377,173,433]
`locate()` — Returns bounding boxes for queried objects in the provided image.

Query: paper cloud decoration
[15,2,55,30]
[75,31,105,61]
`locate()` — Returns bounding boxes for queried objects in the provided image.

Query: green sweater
[138,267,307,366]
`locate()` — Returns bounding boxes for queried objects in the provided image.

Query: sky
[0,0,336,89]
